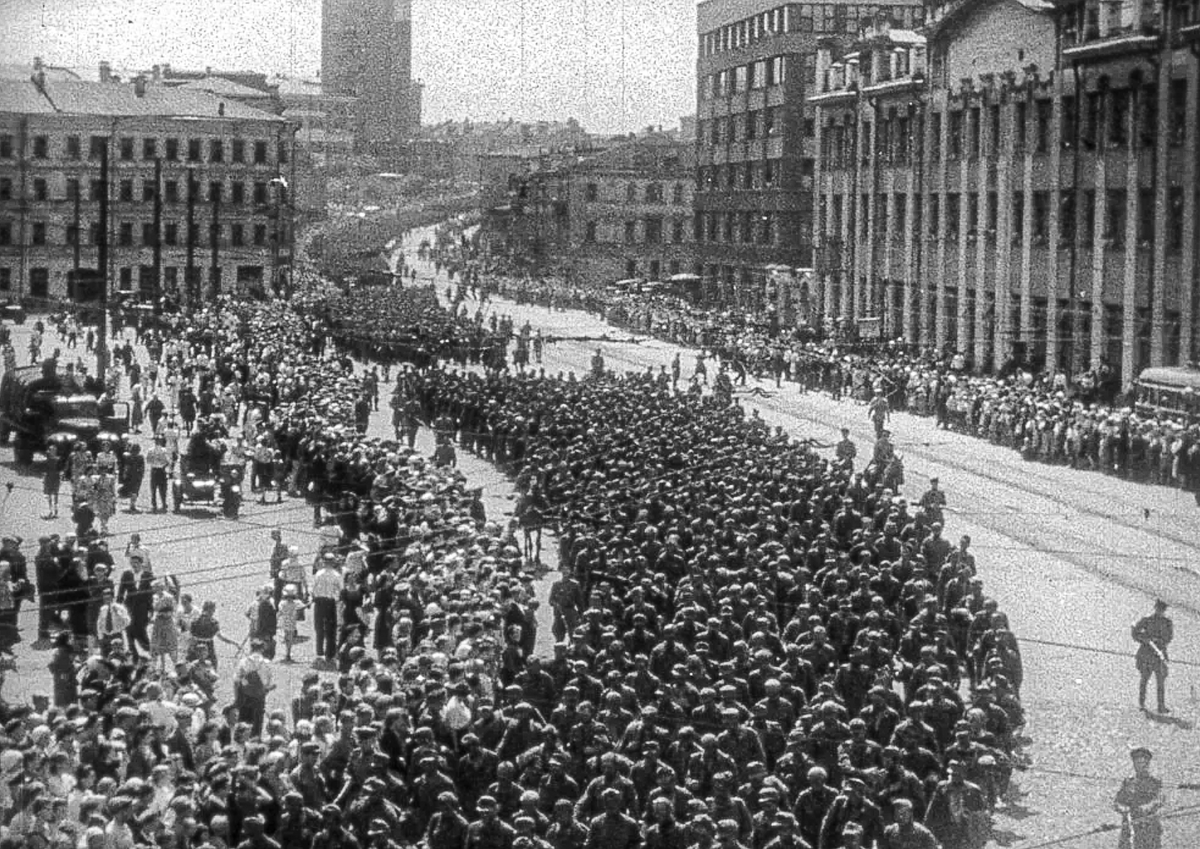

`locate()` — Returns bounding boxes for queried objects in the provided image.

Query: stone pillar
[996,92,1015,362]
[902,145,918,344]
[1090,159,1108,372]
[1149,62,1170,366]
[1046,72,1065,373]
[1181,56,1199,364]
[1121,151,1140,384]
[933,100,949,349]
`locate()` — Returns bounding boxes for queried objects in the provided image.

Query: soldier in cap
[428,791,470,849]
[818,777,883,849]
[466,795,515,849]
[584,787,640,849]
[1131,600,1172,714]
[1113,747,1163,849]
[923,760,987,849]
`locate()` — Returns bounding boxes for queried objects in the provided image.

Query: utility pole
[152,157,163,305]
[96,143,110,385]
[71,179,81,301]
[186,167,196,312]
[209,181,221,299]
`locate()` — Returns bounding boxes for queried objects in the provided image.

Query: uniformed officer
[835,429,857,473]
[1131,600,1172,714]
[918,478,946,526]
[1113,747,1163,849]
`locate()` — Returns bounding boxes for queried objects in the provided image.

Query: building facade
[322,0,422,156]
[568,136,697,285]
[695,0,925,307]
[810,0,1200,385]
[479,135,697,285]
[0,65,295,305]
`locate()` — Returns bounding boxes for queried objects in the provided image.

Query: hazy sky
[2,0,698,133]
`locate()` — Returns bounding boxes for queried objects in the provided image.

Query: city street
[0,315,558,721]
[403,228,1200,848]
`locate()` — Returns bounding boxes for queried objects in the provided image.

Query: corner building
[695,0,925,307]
[0,69,293,304]
[810,0,1200,385]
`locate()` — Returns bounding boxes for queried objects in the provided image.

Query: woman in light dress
[149,584,179,675]
[92,470,117,536]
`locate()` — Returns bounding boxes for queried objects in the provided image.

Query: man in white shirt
[146,438,172,513]
[95,587,131,652]
[311,555,343,664]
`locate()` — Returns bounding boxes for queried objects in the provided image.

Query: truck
[0,364,125,466]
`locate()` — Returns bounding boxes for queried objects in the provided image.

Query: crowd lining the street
[22,247,1196,847]
[424,255,1200,499]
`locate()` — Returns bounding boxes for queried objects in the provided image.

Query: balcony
[1063,22,1162,61]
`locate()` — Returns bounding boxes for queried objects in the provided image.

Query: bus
[1134,366,1200,422]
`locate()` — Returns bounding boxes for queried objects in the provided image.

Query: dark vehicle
[172,458,244,517]
[172,427,244,517]
[1,303,26,325]
[0,365,125,466]
[1135,366,1200,424]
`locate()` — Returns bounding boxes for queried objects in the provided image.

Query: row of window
[693,211,780,246]
[821,79,1193,168]
[583,217,691,246]
[583,182,688,205]
[819,187,1192,252]
[0,133,286,165]
[622,259,685,281]
[0,176,285,206]
[699,4,925,56]
[700,56,793,99]
[0,266,258,297]
[1065,0,1200,44]
[0,219,276,249]
[698,159,816,192]
[698,110,816,146]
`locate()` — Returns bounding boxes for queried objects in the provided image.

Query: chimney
[32,56,46,92]
[152,64,161,83]
[846,57,860,88]
[912,45,927,77]
[134,74,147,98]
[816,46,833,87]
[218,101,226,117]
[99,61,112,83]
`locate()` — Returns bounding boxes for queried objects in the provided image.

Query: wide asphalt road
[402,228,1200,848]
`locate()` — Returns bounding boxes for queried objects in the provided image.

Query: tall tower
[321,0,421,156]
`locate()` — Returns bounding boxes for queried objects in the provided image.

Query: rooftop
[0,76,285,122]
[177,76,276,100]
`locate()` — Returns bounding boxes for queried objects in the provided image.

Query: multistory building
[810,0,1200,384]
[0,62,295,305]
[568,135,697,285]
[695,0,924,308]
[322,0,422,156]
[480,134,696,285]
